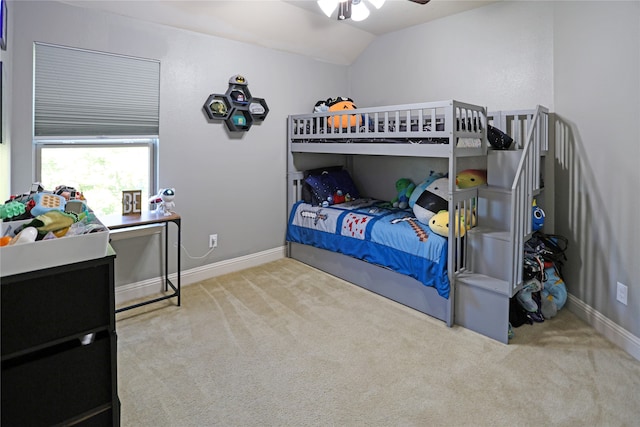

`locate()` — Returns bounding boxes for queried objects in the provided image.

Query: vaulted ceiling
[60,0,496,65]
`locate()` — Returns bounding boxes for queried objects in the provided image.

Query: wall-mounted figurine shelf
[204,75,269,132]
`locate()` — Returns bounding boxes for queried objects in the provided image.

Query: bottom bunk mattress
[286,199,450,298]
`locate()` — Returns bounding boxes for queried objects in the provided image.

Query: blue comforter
[286,199,450,298]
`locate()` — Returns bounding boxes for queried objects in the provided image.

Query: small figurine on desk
[149,188,176,216]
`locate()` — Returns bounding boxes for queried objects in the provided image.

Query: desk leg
[164,222,169,292]
[115,217,181,314]
[176,219,181,306]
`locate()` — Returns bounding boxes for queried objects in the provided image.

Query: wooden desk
[101,211,181,313]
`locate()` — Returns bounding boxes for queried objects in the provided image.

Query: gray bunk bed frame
[286,100,488,327]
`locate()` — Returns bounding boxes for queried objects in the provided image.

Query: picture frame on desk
[0,0,7,51]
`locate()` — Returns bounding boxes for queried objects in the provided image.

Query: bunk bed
[285,99,550,343]
[286,100,486,328]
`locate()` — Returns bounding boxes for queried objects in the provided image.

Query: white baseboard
[115,246,286,305]
[566,293,640,361]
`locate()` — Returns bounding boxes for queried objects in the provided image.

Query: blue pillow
[304,169,360,205]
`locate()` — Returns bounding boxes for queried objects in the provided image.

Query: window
[37,140,155,216]
[34,43,160,217]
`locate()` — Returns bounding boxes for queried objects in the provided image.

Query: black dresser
[1,249,120,426]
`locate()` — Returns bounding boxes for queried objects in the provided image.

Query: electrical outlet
[209,234,218,249]
[616,282,628,305]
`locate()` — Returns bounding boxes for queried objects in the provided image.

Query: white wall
[10,1,348,287]
[349,1,554,111]
[552,1,640,337]
[349,0,640,342]
[0,0,12,198]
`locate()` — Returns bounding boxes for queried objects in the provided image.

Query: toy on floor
[391,178,415,209]
[149,188,176,216]
[541,264,567,318]
[515,278,545,323]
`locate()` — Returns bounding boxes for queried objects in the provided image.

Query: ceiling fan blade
[408,0,431,4]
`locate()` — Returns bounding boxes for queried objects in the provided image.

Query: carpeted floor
[116,258,640,426]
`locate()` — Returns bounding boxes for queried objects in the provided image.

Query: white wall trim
[566,293,640,362]
[115,246,286,305]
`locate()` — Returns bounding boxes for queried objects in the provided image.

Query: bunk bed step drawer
[456,272,510,296]
[466,228,512,282]
[476,187,512,232]
[455,273,510,344]
[487,150,522,188]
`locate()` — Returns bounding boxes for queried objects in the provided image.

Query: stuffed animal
[325,97,361,128]
[412,176,449,225]
[408,172,445,209]
[532,199,545,231]
[541,264,567,315]
[428,209,473,238]
[333,190,346,204]
[30,193,66,217]
[0,201,27,220]
[456,169,487,189]
[391,178,415,209]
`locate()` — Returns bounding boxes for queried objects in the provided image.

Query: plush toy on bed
[314,97,362,129]
[456,169,487,189]
[428,209,474,238]
[391,178,415,209]
[412,176,449,225]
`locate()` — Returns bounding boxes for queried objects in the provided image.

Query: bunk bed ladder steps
[454,149,526,344]
[455,272,511,344]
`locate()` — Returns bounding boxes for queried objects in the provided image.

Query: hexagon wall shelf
[203,75,269,132]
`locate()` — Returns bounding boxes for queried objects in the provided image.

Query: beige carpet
[116,258,640,426]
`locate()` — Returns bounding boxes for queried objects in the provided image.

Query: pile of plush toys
[0,183,99,247]
[388,169,487,238]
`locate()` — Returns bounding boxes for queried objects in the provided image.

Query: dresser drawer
[1,332,116,426]
[1,258,114,357]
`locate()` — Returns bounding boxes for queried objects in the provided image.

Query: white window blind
[34,43,160,138]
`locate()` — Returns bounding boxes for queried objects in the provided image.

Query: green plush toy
[391,178,415,209]
[0,201,27,220]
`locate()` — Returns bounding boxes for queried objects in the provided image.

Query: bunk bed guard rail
[508,105,549,295]
[289,100,487,154]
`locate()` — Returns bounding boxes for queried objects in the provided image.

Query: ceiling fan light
[350,0,370,21]
[317,0,339,18]
[337,0,352,20]
[367,0,386,9]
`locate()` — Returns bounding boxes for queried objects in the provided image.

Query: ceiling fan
[318,0,430,22]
